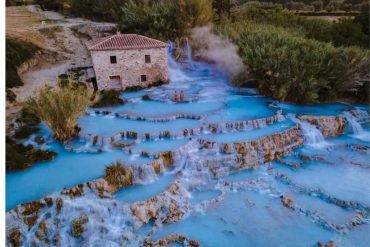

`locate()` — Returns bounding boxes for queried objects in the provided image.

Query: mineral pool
[6,47,370,247]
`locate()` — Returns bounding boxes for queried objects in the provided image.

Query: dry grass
[39,26,63,39]
[25,78,92,142]
[104,162,133,188]
[6,6,46,48]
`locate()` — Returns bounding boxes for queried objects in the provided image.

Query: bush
[218,21,369,103]
[104,162,133,188]
[26,79,92,142]
[6,38,40,89]
[34,0,69,13]
[119,0,214,40]
[328,18,368,48]
[92,90,125,108]
[15,106,41,127]
[6,137,56,171]
[6,89,17,102]
[69,0,125,22]
[13,106,41,139]
[13,126,40,139]
[233,6,369,48]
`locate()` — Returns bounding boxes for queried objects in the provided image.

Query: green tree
[119,0,214,40]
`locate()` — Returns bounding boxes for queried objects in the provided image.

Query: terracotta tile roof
[87,33,167,51]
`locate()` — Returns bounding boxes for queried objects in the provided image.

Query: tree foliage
[119,0,214,40]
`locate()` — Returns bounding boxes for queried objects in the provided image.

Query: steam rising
[191,25,247,77]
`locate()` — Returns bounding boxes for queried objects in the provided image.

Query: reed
[104,162,133,188]
[26,79,91,141]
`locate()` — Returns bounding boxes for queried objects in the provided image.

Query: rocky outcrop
[143,233,201,247]
[280,195,294,209]
[56,197,63,213]
[83,113,285,142]
[298,115,346,137]
[71,214,89,238]
[317,240,335,247]
[130,180,188,224]
[13,198,54,230]
[61,183,85,198]
[200,125,304,167]
[8,229,21,247]
[35,220,47,241]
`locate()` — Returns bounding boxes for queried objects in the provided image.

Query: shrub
[218,21,369,103]
[92,90,125,108]
[26,79,91,142]
[233,6,369,48]
[13,126,40,139]
[34,0,69,13]
[69,0,125,22]
[6,89,17,102]
[328,18,368,48]
[15,106,41,127]
[6,38,40,89]
[104,162,133,188]
[6,137,57,171]
[12,106,41,139]
[120,0,214,40]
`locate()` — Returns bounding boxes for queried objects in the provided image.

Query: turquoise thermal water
[6,46,370,246]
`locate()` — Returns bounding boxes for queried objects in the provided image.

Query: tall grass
[104,162,133,188]
[26,79,91,141]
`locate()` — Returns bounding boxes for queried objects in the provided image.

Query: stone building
[87,33,168,90]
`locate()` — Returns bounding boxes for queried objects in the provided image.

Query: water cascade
[185,37,193,64]
[167,41,190,82]
[292,117,329,149]
[343,111,370,142]
[6,40,370,246]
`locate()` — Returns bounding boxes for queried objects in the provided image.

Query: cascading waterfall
[343,111,370,141]
[167,41,189,83]
[292,117,329,149]
[185,37,193,64]
[7,36,370,246]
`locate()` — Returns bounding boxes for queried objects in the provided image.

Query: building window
[110,55,117,64]
[145,55,151,63]
[141,75,147,82]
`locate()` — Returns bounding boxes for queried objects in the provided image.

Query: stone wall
[91,47,168,90]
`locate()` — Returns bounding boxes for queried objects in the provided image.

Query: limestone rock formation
[298,115,345,137]
[144,233,200,247]
[71,214,89,238]
[130,181,188,224]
